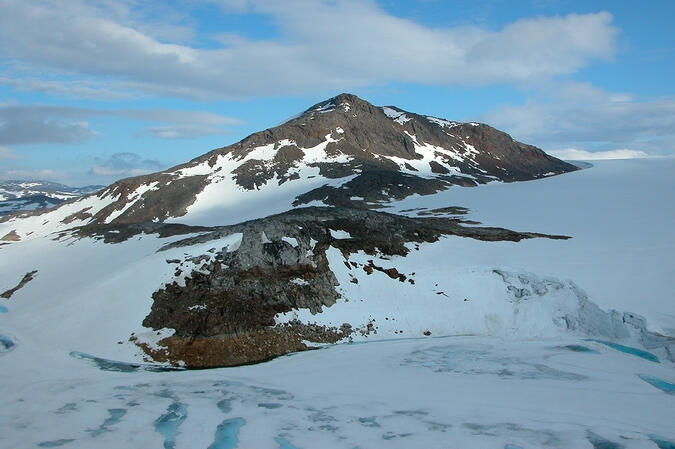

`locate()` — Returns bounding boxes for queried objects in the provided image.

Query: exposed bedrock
[1,270,38,299]
[136,207,570,367]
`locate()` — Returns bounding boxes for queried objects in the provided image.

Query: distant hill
[0,180,103,216]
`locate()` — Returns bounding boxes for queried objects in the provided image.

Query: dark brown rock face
[195,93,577,209]
[136,207,569,367]
[1,270,37,299]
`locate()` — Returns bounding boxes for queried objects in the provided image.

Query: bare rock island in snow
[135,207,570,367]
[1,93,592,367]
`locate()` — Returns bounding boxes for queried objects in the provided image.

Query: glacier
[0,158,673,448]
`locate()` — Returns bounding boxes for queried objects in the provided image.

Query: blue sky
[0,0,673,186]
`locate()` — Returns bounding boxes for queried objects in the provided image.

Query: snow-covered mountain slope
[0,180,103,216]
[1,159,673,448]
[390,158,675,335]
[0,94,576,240]
[1,159,672,365]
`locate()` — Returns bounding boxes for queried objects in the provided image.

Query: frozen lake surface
[1,336,674,448]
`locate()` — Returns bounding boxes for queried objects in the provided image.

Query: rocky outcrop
[1,270,37,299]
[135,207,569,367]
[1,230,21,241]
[137,322,350,368]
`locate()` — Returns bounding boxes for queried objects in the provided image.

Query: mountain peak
[1,95,577,237]
[331,92,361,103]
[302,92,370,116]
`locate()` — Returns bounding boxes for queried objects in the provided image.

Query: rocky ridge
[1,94,576,240]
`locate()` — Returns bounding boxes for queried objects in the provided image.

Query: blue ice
[69,351,184,372]
[37,439,75,447]
[639,375,675,395]
[208,418,246,449]
[0,304,8,313]
[562,344,597,353]
[154,402,187,449]
[88,408,127,437]
[650,435,675,449]
[0,333,14,350]
[587,339,659,363]
[216,399,232,414]
[276,436,302,449]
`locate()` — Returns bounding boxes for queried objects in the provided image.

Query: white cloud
[0,115,96,145]
[90,152,164,177]
[0,75,135,100]
[481,82,675,156]
[0,0,619,98]
[142,125,230,139]
[549,148,652,160]
[119,109,240,126]
[0,168,67,181]
[0,145,20,159]
[0,104,240,145]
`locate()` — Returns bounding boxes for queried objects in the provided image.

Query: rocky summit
[0,94,585,368]
[1,93,575,239]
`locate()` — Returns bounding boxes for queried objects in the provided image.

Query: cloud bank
[0,168,67,181]
[0,0,619,98]
[549,148,652,160]
[482,83,675,156]
[91,152,164,177]
[0,104,239,145]
[0,145,19,159]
